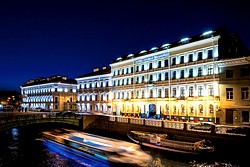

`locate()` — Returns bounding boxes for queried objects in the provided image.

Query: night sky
[1,0,249,91]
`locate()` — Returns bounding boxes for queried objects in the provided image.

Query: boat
[42,129,153,166]
[127,131,214,154]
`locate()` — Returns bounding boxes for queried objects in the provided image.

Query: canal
[0,123,246,167]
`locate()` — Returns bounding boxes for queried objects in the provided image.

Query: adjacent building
[20,75,77,112]
[75,66,112,114]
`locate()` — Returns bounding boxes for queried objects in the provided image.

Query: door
[226,109,233,124]
[242,111,249,123]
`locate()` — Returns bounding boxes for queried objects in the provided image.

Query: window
[136,77,139,84]
[150,89,153,98]
[198,86,203,96]
[241,68,249,77]
[158,61,161,68]
[198,67,202,77]
[131,78,133,84]
[180,56,184,64]
[165,72,168,80]
[158,89,162,97]
[126,68,129,74]
[172,71,176,79]
[172,58,176,65]
[172,88,176,97]
[165,88,169,97]
[142,76,145,83]
[188,54,193,62]
[197,52,203,60]
[149,63,153,69]
[164,59,168,67]
[141,65,144,71]
[142,90,145,98]
[180,87,185,97]
[209,104,214,113]
[208,85,214,96]
[208,66,213,75]
[136,90,139,98]
[226,70,233,78]
[122,69,124,75]
[189,87,193,97]
[117,70,120,75]
[181,104,185,113]
[136,66,139,72]
[226,88,233,100]
[158,73,161,81]
[180,70,185,78]
[190,106,194,113]
[241,87,249,100]
[131,67,134,73]
[189,69,193,77]
[207,50,213,59]
[199,104,203,113]
[149,75,153,82]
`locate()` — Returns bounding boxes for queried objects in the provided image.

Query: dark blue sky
[1,0,249,91]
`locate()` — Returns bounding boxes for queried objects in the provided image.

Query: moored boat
[42,129,152,166]
[127,131,214,154]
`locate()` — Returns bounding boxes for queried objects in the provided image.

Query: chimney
[93,67,100,72]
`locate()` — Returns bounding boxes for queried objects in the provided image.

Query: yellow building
[218,57,250,125]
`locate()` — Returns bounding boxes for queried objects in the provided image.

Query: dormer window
[201,30,214,38]
[150,47,158,52]
[161,43,171,49]
[127,54,134,58]
[179,38,190,44]
[139,50,147,55]
[116,57,122,61]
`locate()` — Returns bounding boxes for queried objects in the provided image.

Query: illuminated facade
[108,26,248,124]
[75,67,112,114]
[20,75,77,112]
[20,26,250,125]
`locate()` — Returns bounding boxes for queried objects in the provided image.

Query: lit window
[198,86,203,96]
[189,87,194,97]
[209,104,214,113]
[208,85,214,96]
[226,88,233,100]
[208,66,213,75]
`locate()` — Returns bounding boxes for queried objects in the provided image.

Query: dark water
[0,123,247,167]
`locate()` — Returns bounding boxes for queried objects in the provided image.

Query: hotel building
[107,26,248,124]
[20,75,78,112]
[20,26,250,125]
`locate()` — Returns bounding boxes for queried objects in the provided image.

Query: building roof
[76,67,111,79]
[21,75,77,87]
[110,26,248,64]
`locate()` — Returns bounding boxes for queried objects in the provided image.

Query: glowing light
[179,38,190,43]
[161,43,171,49]
[139,50,147,54]
[127,54,134,58]
[202,30,214,36]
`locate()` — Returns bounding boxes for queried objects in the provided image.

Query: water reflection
[0,125,246,167]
